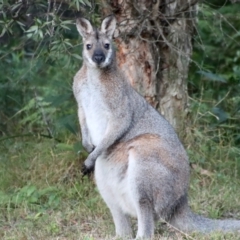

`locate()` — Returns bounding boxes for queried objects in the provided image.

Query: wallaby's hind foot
[110,207,133,238]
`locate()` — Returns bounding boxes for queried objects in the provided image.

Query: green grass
[0,135,240,240]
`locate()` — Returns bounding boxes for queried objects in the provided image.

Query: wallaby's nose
[93,51,105,65]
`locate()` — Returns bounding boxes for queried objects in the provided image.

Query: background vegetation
[0,0,240,239]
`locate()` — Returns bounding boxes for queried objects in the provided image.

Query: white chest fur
[78,69,109,147]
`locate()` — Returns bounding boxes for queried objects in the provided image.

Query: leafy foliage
[0,185,61,209]
[188,1,240,175]
[0,0,97,140]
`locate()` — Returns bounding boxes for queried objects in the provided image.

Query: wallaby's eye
[86,44,92,50]
[104,43,110,50]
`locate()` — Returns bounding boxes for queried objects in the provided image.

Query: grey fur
[73,16,240,239]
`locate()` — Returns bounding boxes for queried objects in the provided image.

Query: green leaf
[61,25,71,30]
[26,25,38,33]
[0,191,10,205]
[83,0,92,7]
[75,0,80,11]
[56,143,73,151]
[63,40,73,47]
[0,27,6,37]
[16,21,25,26]
[39,29,43,38]
[26,185,37,197]
[72,54,82,60]
[73,141,84,153]
[212,107,229,123]
[62,122,78,135]
[197,71,227,83]
[45,94,71,107]
[11,3,22,11]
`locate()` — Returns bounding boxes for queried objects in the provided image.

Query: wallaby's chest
[80,80,109,146]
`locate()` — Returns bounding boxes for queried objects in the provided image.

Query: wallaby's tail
[170,203,240,233]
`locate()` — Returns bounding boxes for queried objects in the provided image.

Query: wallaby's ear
[100,15,116,39]
[76,18,93,38]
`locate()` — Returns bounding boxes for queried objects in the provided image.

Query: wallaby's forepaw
[81,163,94,176]
[81,154,96,176]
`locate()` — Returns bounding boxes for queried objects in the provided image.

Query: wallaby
[73,15,240,239]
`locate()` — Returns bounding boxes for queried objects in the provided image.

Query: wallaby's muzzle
[93,50,105,65]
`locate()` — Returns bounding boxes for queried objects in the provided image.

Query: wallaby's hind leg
[95,158,133,238]
[135,199,155,238]
[110,206,132,238]
[123,134,190,239]
[128,150,155,239]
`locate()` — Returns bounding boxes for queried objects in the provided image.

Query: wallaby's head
[76,15,116,69]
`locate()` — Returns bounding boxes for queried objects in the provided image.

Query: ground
[0,137,240,240]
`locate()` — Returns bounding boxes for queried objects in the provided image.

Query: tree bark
[100,0,197,138]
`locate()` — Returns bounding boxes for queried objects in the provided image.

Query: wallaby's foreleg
[78,107,94,153]
[78,107,96,175]
[83,109,132,170]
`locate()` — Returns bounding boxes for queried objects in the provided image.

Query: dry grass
[0,136,240,240]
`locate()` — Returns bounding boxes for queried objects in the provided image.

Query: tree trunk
[100,0,197,138]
